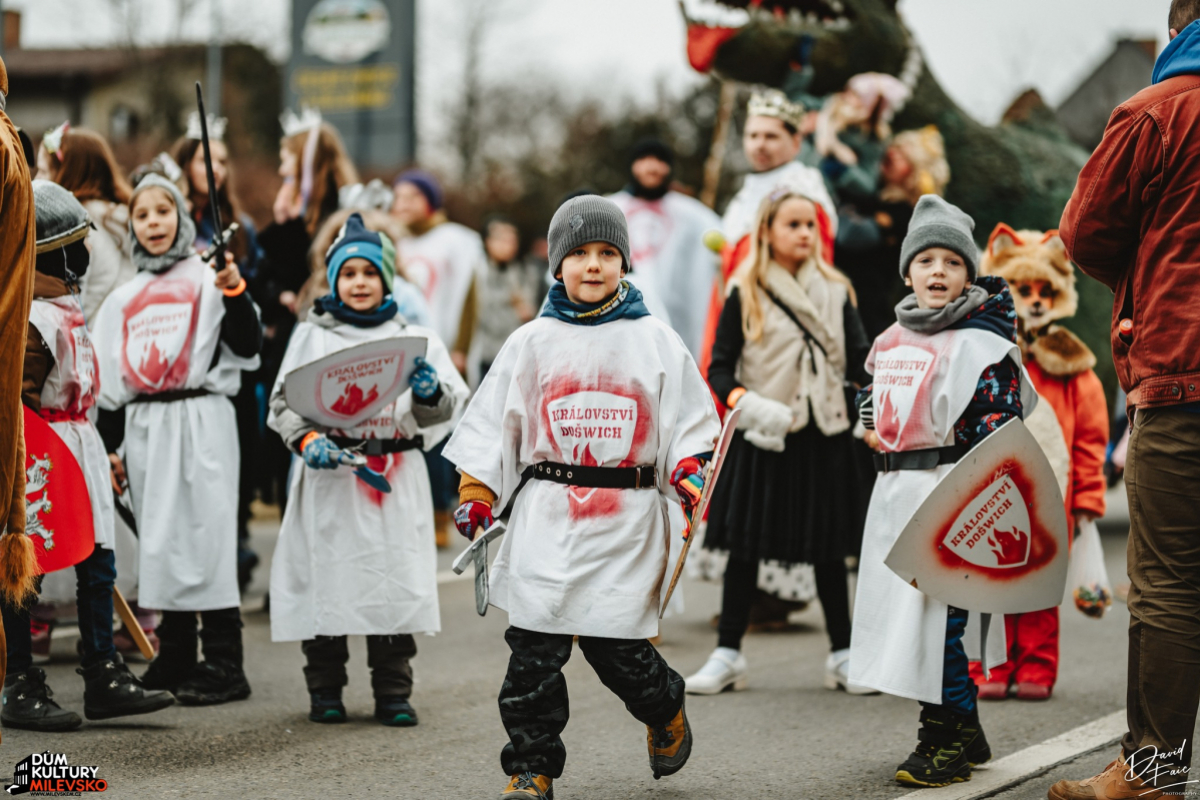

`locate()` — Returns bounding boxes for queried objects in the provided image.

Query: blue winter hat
[325,212,396,293]
[392,169,444,211]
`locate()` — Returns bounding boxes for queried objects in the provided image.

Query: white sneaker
[684,647,747,695]
[824,648,879,696]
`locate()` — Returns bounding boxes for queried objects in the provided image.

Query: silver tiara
[280,106,322,138]
[185,111,227,142]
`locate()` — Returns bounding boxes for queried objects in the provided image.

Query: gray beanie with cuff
[899,195,978,280]
[547,194,631,280]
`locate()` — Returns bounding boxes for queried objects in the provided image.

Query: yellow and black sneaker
[895,707,972,787]
[963,712,992,767]
[499,772,553,799]
[647,702,693,780]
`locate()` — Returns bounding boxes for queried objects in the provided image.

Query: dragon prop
[681,0,1114,391]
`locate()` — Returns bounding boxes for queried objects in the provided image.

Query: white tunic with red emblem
[28,296,114,551]
[266,317,468,641]
[93,256,259,612]
[849,323,1037,704]
[444,315,721,639]
[608,190,721,361]
[396,221,487,351]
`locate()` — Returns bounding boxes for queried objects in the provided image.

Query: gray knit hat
[899,195,978,280]
[32,179,91,254]
[547,195,631,279]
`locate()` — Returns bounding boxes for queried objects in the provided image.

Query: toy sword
[194,82,233,272]
[659,406,741,617]
[451,519,507,616]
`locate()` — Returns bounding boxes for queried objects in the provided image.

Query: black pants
[499,626,684,779]
[717,557,852,651]
[3,547,118,674]
[301,634,416,698]
[157,607,244,669]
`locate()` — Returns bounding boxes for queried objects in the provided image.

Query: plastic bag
[1064,519,1113,618]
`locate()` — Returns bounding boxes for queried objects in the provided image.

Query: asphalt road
[3,486,1187,800]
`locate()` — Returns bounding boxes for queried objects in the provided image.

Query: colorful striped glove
[408,356,440,400]
[301,432,341,470]
[453,500,494,541]
[670,456,708,525]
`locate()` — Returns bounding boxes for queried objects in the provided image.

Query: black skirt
[703,424,868,566]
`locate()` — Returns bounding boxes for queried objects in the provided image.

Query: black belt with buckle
[327,435,424,455]
[874,444,969,473]
[528,461,657,489]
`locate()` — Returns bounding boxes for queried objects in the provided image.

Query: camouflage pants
[499,626,684,778]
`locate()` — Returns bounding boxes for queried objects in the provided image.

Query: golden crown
[747,89,804,129]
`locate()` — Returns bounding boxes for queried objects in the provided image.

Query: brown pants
[301,634,417,698]
[1122,408,1200,774]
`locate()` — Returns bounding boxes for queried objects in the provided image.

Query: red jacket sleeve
[1070,369,1110,519]
[1059,107,1162,291]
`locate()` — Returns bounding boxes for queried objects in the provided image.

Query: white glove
[734,391,794,439]
[744,429,786,452]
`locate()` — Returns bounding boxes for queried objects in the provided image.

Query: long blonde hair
[732,190,856,342]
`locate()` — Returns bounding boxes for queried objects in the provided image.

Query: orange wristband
[222,277,247,297]
[299,431,321,452]
[726,387,747,409]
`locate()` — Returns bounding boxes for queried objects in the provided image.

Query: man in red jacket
[1051,2,1200,799]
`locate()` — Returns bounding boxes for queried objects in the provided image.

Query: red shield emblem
[119,272,201,393]
[884,418,1069,614]
[284,337,428,428]
[22,407,96,573]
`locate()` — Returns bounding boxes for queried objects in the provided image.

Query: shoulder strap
[763,287,828,360]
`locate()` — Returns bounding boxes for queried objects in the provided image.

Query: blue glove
[301,433,341,470]
[408,356,440,400]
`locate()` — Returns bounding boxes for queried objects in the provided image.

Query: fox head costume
[980,224,1094,377]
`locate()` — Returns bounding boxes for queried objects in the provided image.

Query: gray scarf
[129,173,197,273]
[894,284,989,334]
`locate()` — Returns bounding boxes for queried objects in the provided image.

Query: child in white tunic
[268,213,468,726]
[0,182,175,732]
[444,196,721,800]
[93,174,261,706]
[850,197,1035,788]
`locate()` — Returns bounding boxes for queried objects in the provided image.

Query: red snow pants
[968,607,1059,687]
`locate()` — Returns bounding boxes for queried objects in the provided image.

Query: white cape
[609,190,722,360]
[444,315,720,639]
[93,256,259,611]
[849,323,1036,704]
[396,222,487,350]
[268,318,468,640]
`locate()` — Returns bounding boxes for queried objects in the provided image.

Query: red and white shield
[119,275,201,394]
[884,418,1069,614]
[284,337,428,428]
[22,407,96,574]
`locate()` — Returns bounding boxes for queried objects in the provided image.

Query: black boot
[140,613,198,693]
[374,695,418,727]
[1,668,82,731]
[79,657,176,721]
[175,622,250,706]
[895,706,973,787]
[309,689,346,724]
[962,710,992,766]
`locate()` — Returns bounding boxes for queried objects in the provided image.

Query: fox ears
[987,223,1064,257]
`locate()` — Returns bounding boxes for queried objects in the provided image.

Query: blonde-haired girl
[685,189,873,696]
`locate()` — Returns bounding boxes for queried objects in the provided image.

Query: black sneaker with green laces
[895,707,973,787]
[374,696,418,727]
[308,689,346,723]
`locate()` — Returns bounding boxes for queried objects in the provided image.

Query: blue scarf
[540,280,650,326]
[1154,20,1200,83]
[314,294,399,328]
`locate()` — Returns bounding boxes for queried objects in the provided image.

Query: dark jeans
[157,607,244,668]
[717,557,853,651]
[301,634,416,697]
[3,546,117,674]
[920,606,976,717]
[499,626,684,778]
[1121,408,1200,775]
[424,437,457,512]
